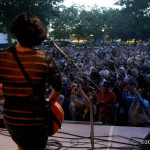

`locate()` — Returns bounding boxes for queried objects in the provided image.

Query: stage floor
[0,122,149,150]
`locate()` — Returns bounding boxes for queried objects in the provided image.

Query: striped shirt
[0,47,62,126]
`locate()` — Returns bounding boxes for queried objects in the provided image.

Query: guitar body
[48,101,64,136]
[0,83,2,90]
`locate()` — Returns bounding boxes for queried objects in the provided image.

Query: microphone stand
[50,40,101,94]
[89,93,94,150]
[49,40,102,150]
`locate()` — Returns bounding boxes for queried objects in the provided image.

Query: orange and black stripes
[0,47,62,126]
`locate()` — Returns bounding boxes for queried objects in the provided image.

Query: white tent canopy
[0,33,8,44]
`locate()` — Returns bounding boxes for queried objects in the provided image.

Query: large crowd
[1,43,150,127]
[44,43,150,126]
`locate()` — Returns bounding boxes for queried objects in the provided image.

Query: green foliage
[1,0,150,43]
[115,0,150,42]
[51,5,78,39]
[0,0,63,33]
[51,5,106,41]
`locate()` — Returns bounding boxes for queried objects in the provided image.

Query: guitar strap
[10,46,61,134]
[10,46,41,117]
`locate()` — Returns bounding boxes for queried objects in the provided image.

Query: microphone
[46,38,54,47]
[47,38,102,94]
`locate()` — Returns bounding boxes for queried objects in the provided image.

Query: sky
[61,0,121,9]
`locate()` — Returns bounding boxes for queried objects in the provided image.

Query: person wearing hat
[118,66,128,82]
[117,73,129,89]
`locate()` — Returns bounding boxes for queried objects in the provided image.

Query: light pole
[102,28,104,47]
[90,34,93,45]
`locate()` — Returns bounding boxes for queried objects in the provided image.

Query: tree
[50,2,150,44]
[101,8,121,42]
[86,6,103,41]
[0,0,63,43]
[115,0,150,43]
[51,5,79,40]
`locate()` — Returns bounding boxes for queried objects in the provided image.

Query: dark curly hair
[8,13,47,47]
